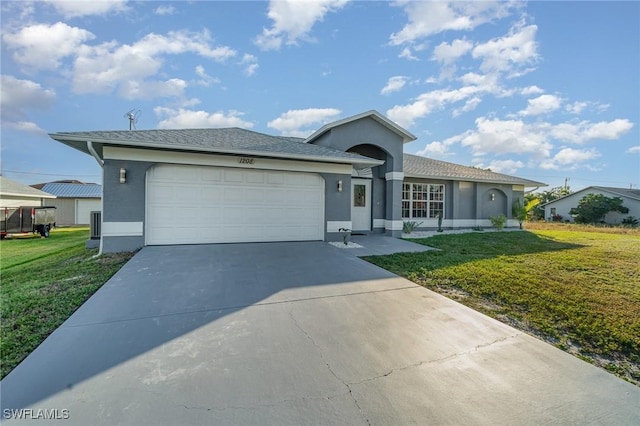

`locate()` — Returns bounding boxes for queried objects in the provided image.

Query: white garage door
[146,164,324,245]
[76,199,101,225]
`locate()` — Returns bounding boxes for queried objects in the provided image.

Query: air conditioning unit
[90,211,101,239]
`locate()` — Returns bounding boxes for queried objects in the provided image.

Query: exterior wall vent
[90,211,101,239]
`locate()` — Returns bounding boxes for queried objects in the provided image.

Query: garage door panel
[147,164,324,245]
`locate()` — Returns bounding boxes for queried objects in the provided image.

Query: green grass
[364,228,640,385]
[0,228,135,379]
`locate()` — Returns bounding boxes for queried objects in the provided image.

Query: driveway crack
[349,332,523,386]
[289,309,371,426]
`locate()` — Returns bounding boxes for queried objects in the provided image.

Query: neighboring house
[32,181,102,226]
[542,186,640,224]
[0,176,56,208]
[49,110,545,253]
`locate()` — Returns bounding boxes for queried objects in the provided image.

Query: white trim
[385,220,404,231]
[327,221,352,233]
[102,221,143,237]
[104,146,353,175]
[373,219,385,228]
[385,172,404,181]
[402,219,521,228]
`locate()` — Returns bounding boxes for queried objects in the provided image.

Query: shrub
[488,214,507,230]
[552,214,564,222]
[403,221,423,234]
[622,216,639,227]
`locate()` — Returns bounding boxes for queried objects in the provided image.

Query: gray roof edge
[541,186,640,207]
[50,133,383,166]
[404,172,545,187]
[303,110,417,144]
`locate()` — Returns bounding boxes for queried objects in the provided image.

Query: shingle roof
[50,128,382,166]
[542,186,640,206]
[0,176,56,199]
[403,154,546,187]
[592,186,640,201]
[39,183,101,198]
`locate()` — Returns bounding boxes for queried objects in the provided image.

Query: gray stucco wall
[102,159,153,252]
[403,180,524,229]
[311,117,404,173]
[321,173,351,242]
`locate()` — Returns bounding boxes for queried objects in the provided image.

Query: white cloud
[119,78,187,100]
[520,85,544,95]
[154,5,176,16]
[267,108,341,137]
[72,30,236,99]
[2,22,95,71]
[472,21,539,74]
[255,0,349,50]
[0,75,55,118]
[381,76,408,95]
[519,94,562,116]
[565,101,588,114]
[627,146,640,154]
[432,39,473,65]
[390,0,519,45]
[539,148,600,170]
[398,47,418,61]
[43,0,128,18]
[550,119,634,144]
[474,159,524,174]
[240,54,259,76]
[154,108,254,129]
[2,120,46,135]
[194,65,220,87]
[452,97,481,117]
[415,140,453,158]
[457,117,553,158]
[387,84,490,127]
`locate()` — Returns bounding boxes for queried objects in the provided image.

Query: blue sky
[1,0,638,192]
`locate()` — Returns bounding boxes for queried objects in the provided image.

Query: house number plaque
[238,157,255,164]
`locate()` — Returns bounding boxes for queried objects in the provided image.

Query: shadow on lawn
[362,231,583,276]
[0,241,401,411]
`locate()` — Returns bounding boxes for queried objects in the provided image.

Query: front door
[351,179,371,231]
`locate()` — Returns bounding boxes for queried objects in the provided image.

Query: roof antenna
[124,109,141,130]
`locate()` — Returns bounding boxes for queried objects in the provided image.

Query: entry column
[385,172,404,237]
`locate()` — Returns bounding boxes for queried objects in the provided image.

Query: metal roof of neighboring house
[0,176,56,199]
[38,182,101,198]
[304,110,417,144]
[49,127,384,167]
[542,186,640,206]
[403,154,546,187]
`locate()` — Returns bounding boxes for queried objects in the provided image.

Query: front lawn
[364,226,640,385]
[0,228,135,379]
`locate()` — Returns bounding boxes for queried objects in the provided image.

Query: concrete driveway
[1,240,638,425]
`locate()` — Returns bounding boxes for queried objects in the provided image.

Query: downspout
[87,141,104,257]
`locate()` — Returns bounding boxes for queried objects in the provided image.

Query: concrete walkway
[1,240,638,425]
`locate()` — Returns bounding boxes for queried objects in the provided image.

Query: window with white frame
[402,183,445,219]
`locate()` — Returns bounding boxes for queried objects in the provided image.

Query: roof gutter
[87,140,104,167]
[86,140,104,257]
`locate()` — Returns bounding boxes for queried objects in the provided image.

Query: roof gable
[0,176,56,199]
[403,154,546,187]
[542,186,640,206]
[304,110,417,144]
